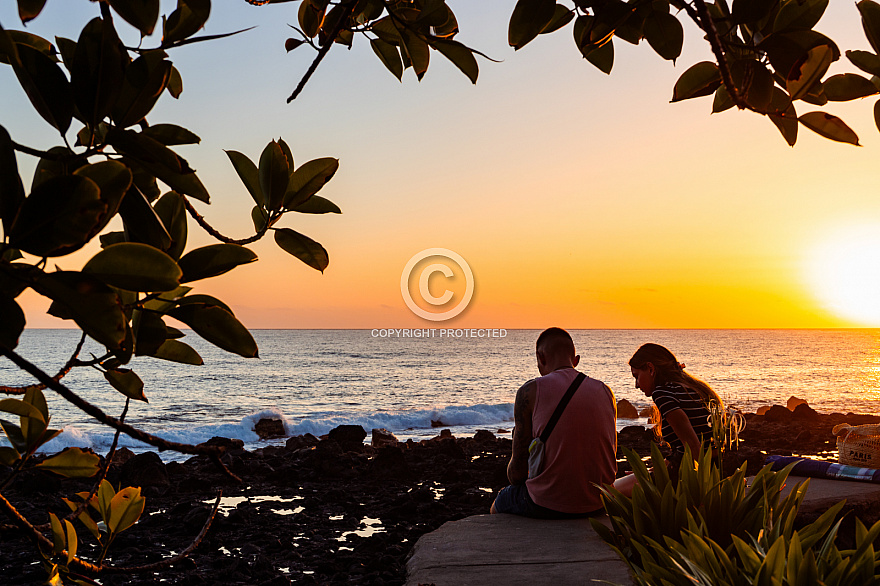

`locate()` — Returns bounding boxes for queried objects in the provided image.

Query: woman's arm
[664,408,702,458]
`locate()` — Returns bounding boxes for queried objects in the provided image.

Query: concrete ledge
[405,514,634,586]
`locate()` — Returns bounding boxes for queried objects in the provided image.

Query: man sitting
[491,327,617,518]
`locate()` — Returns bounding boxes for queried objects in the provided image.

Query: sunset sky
[3,1,880,329]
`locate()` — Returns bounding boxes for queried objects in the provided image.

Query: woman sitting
[613,343,722,496]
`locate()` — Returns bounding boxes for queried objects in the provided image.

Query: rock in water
[328,425,366,451]
[286,433,319,450]
[474,429,495,442]
[756,405,771,415]
[254,418,285,439]
[372,428,399,448]
[763,405,792,422]
[787,396,808,411]
[639,406,655,418]
[792,402,819,420]
[120,452,169,488]
[617,399,640,419]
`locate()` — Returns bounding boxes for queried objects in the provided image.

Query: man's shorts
[492,484,601,519]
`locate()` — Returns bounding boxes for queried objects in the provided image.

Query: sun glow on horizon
[805,222,880,326]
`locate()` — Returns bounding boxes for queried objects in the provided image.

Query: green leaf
[644,11,682,62]
[118,184,172,250]
[732,59,775,110]
[769,88,798,146]
[142,285,191,313]
[846,49,880,76]
[582,38,614,74]
[400,29,430,80]
[0,31,55,64]
[168,299,258,358]
[761,30,839,81]
[292,195,342,214]
[35,447,101,478]
[370,38,403,81]
[8,175,106,257]
[108,486,145,534]
[431,39,478,84]
[259,140,290,212]
[13,43,74,133]
[823,73,879,101]
[858,0,880,55]
[787,44,833,100]
[0,294,25,350]
[225,150,264,208]
[0,124,25,236]
[107,129,210,203]
[277,138,294,174]
[163,0,211,46]
[153,191,188,260]
[299,0,326,38]
[83,242,181,292]
[799,111,860,145]
[509,0,556,50]
[49,513,65,556]
[71,17,127,128]
[284,157,339,209]
[24,387,48,423]
[274,228,329,272]
[732,0,779,25]
[285,38,305,52]
[252,205,268,232]
[0,446,19,466]
[133,310,167,356]
[774,0,827,32]
[64,519,77,565]
[17,0,48,24]
[541,5,575,35]
[151,339,203,365]
[108,0,160,36]
[671,61,721,102]
[36,271,128,352]
[874,98,880,132]
[178,244,258,283]
[112,52,173,129]
[55,35,76,73]
[0,398,44,423]
[0,419,27,453]
[166,65,183,98]
[104,369,146,402]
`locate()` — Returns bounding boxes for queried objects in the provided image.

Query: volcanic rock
[756,405,771,415]
[792,403,819,420]
[254,418,285,439]
[285,433,319,451]
[473,430,496,443]
[762,405,792,422]
[120,451,169,489]
[639,406,655,417]
[617,399,640,419]
[787,396,808,411]
[371,428,398,448]
[328,425,366,451]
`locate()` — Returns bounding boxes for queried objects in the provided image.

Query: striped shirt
[652,382,712,455]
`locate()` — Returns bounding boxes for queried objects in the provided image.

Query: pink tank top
[525,368,617,513]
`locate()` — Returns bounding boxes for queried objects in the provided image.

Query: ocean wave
[28,403,515,455]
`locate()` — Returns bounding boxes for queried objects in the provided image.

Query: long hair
[629,343,723,409]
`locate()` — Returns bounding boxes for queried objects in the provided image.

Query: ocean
[3,329,880,460]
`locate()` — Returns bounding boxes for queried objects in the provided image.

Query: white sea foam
[28,403,515,457]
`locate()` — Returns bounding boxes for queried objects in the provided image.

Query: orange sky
[4,1,880,329]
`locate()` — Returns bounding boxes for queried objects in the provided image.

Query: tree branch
[690,0,747,109]
[34,399,130,533]
[287,0,358,102]
[182,198,269,245]
[0,332,86,396]
[0,348,241,482]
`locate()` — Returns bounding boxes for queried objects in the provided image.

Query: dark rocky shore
[1,404,877,585]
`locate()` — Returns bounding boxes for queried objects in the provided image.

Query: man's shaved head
[536,327,575,358]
